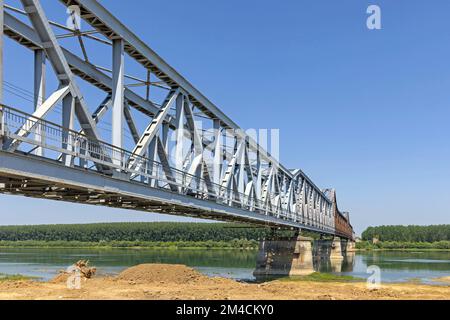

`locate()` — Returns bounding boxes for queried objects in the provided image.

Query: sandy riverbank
[433,276,450,284]
[0,264,449,300]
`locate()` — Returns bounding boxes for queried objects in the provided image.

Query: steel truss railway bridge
[0,0,354,240]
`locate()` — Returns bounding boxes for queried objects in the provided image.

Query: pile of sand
[50,260,96,284]
[116,264,208,284]
[50,273,70,284]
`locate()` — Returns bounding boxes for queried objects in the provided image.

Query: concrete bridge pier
[253,234,357,278]
[253,233,314,278]
[339,239,356,257]
[313,237,345,261]
[313,237,343,272]
[330,237,345,261]
[340,240,356,272]
[344,240,356,254]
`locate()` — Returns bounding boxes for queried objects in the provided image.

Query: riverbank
[356,248,450,252]
[356,241,450,251]
[0,240,259,250]
[0,264,448,300]
[1,241,450,252]
[433,277,450,284]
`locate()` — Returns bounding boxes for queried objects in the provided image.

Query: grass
[0,273,39,282]
[279,272,363,283]
[0,240,260,250]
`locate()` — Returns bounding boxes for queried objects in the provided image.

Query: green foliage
[0,273,38,281]
[280,272,362,282]
[0,222,285,243]
[0,239,260,249]
[361,225,450,243]
[356,240,450,250]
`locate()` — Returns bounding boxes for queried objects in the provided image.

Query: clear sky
[1,0,449,234]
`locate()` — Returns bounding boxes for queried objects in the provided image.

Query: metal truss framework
[0,0,354,239]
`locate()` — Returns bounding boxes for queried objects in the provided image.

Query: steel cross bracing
[0,0,354,239]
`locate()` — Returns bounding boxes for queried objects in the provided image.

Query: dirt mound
[50,273,70,284]
[116,264,208,284]
[50,260,96,284]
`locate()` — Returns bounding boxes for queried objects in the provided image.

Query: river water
[0,248,449,285]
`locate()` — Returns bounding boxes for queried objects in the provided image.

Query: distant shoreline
[356,240,450,251]
[355,248,450,252]
[0,240,449,252]
[0,240,259,250]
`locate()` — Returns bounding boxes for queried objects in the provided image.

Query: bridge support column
[345,240,356,253]
[312,237,344,273]
[330,237,344,261]
[253,234,314,278]
[339,239,356,256]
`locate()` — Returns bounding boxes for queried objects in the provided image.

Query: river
[0,248,449,285]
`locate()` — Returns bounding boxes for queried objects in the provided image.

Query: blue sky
[1,0,449,234]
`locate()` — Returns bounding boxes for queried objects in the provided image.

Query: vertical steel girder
[33,49,45,156]
[61,93,75,166]
[112,38,124,152]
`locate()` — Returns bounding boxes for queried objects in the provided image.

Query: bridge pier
[330,237,344,260]
[253,233,314,277]
[313,237,344,260]
[253,234,358,278]
[344,240,356,254]
[311,237,343,273]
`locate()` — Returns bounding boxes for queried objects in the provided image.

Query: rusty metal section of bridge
[0,0,354,239]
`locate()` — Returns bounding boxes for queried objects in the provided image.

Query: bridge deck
[0,151,334,234]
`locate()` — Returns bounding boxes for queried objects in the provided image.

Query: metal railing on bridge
[0,104,334,234]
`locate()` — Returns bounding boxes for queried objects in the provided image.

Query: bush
[361,225,450,243]
[0,222,272,243]
[356,240,450,250]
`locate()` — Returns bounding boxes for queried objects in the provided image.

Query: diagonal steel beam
[6,85,70,151]
[91,94,111,124]
[19,0,105,162]
[155,137,178,192]
[221,140,245,191]
[127,89,179,170]
[124,104,140,144]
[183,96,215,195]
